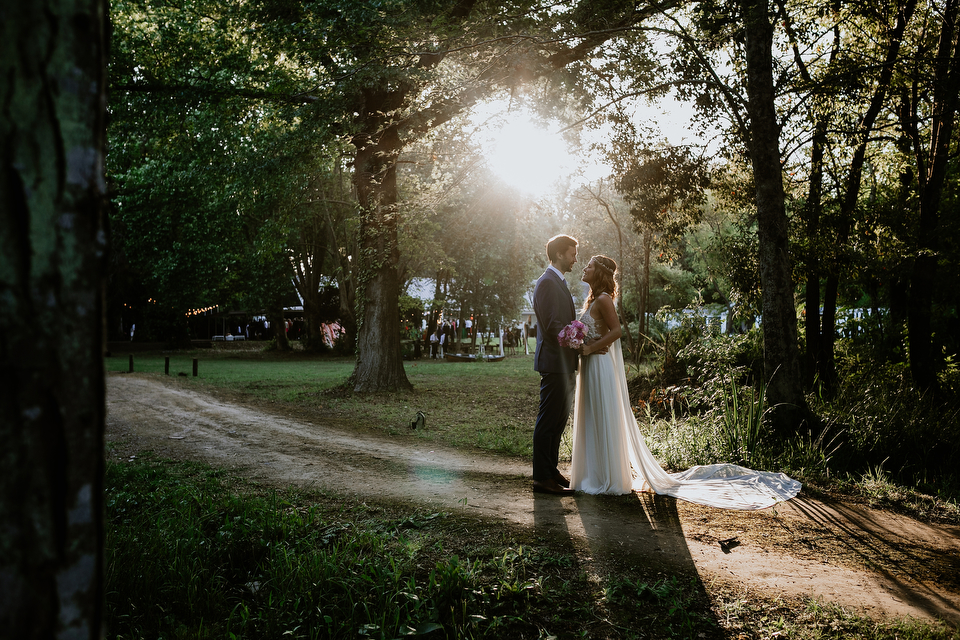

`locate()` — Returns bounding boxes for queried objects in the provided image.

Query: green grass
[105,455,960,640]
[106,351,355,393]
[106,348,543,458]
[711,588,959,640]
[104,455,721,639]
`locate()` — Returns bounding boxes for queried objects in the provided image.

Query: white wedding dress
[569,303,801,510]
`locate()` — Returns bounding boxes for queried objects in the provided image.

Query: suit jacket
[533,268,578,374]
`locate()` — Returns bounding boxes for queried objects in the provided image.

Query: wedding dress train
[569,308,801,510]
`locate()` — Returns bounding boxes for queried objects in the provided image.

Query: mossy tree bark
[0,0,108,636]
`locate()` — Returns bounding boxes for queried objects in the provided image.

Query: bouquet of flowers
[557,320,586,349]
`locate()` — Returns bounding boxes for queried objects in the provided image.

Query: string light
[122,300,220,316]
[185,305,219,317]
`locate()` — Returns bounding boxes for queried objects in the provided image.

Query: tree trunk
[907,0,960,390]
[324,194,358,353]
[427,271,443,342]
[640,228,652,345]
[290,212,326,352]
[593,186,637,359]
[819,0,915,393]
[0,0,108,636]
[301,294,326,352]
[332,247,357,352]
[613,217,636,360]
[350,121,412,392]
[819,272,839,386]
[803,119,827,390]
[338,282,357,346]
[470,306,481,350]
[293,251,325,352]
[740,0,808,436]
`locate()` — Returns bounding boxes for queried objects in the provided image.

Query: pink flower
[558,320,586,349]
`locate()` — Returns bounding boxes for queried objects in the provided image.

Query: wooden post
[128,355,134,373]
[192,358,198,377]
[164,356,170,375]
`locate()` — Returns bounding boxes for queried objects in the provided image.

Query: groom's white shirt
[547,265,567,284]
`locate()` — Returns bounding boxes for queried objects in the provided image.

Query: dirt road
[105,373,960,628]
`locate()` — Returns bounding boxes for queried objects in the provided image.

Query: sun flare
[479,111,578,197]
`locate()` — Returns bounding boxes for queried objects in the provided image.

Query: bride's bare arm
[581,294,622,356]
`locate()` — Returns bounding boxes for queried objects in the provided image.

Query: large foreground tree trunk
[0,0,108,636]
[740,0,808,436]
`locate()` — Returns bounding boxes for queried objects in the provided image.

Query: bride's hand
[583,339,609,355]
[583,339,607,356]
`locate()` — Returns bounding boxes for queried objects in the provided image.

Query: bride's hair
[585,255,619,307]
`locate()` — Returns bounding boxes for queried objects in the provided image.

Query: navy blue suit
[532,268,578,482]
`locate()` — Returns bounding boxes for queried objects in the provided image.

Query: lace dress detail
[578,306,601,340]
[569,303,800,509]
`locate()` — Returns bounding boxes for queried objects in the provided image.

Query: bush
[634,301,960,500]
[814,360,960,493]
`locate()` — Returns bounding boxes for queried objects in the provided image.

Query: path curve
[105,373,960,628]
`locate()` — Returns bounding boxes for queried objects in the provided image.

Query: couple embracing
[532,234,801,510]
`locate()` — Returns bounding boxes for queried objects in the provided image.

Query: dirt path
[105,373,960,628]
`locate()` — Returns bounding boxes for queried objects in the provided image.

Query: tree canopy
[108,0,960,430]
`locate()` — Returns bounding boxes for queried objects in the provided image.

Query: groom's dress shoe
[554,474,570,488]
[533,479,574,495]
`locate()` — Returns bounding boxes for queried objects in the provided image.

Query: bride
[569,255,801,510]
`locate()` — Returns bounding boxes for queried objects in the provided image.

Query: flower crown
[593,259,614,275]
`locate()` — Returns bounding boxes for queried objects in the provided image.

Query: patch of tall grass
[636,404,717,472]
[811,361,960,493]
[104,457,560,638]
[106,455,730,638]
[712,591,959,640]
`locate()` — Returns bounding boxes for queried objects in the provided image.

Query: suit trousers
[533,371,576,481]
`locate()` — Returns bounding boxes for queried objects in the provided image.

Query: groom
[532,234,579,495]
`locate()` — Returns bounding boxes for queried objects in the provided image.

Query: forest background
[107,0,960,495]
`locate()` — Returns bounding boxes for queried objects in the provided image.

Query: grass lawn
[106,346,545,458]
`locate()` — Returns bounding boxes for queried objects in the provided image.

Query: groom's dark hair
[546,234,578,262]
